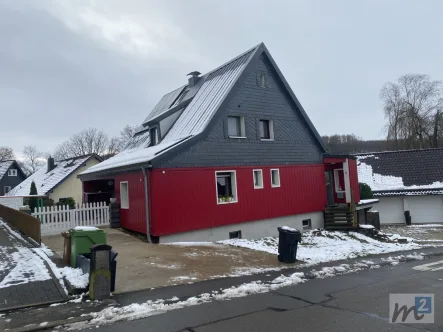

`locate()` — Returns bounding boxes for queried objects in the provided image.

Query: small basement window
[259,120,274,140]
[302,219,312,230]
[120,181,129,209]
[8,169,17,176]
[253,169,263,189]
[4,186,11,194]
[227,116,245,138]
[271,169,280,187]
[216,171,237,204]
[229,230,242,239]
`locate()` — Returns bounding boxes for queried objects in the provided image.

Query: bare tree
[0,146,14,162]
[22,145,45,174]
[54,128,111,160]
[380,74,443,149]
[118,125,137,150]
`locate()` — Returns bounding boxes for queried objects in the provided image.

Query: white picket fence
[32,202,110,236]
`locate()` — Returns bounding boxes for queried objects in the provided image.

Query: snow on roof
[0,161,14,179]
[356,150,443,193]
[7,156,91,196]
[80,138,190,175]
[81,45,257,176]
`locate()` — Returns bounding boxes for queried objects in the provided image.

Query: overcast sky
[2,0,443,155]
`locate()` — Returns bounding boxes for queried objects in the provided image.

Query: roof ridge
[203,42,263,77]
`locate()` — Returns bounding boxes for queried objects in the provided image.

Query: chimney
[187,71,201,87]
[47,156,55,173]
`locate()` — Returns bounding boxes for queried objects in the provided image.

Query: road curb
[6,315,92,332]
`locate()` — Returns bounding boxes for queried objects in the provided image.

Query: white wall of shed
[377,195,443,224]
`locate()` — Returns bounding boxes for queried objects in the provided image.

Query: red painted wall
[149,164,327,236]
[349,159,360,203]
[114,171,147,234]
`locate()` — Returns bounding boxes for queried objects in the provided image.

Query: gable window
[4,186,11,194]
[120,181,129,209]
[259,120,274,140]
[216,171,238,204]
[259,73,266,88]
[253,169,263,189]
[271,169,280,188]
[149,127,159,146]
[227,116,245,138]
[8,169,17,176]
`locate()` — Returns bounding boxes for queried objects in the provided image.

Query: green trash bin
[70,227,107,268]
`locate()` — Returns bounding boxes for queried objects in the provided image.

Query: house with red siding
[78,43,361,243]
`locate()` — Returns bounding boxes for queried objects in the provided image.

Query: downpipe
[140,166,150,243]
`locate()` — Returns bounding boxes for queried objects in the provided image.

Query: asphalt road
[94,256,443,332]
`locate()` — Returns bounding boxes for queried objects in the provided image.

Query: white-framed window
[259,73,266,88]
[334,169,345,193]
[215,171,238,204]
[120,181,129,209]
[259,119,274,140]
[227,116,246,138]
[4,186,11,194]
[271,169,280,187]
[253,169,263,189]
[149,127,159,146]
[8,169,17,176]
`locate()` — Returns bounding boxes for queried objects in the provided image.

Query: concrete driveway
[42,228,288,293]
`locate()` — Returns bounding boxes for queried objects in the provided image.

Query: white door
[407,196,443,224]
[377,197,404,224]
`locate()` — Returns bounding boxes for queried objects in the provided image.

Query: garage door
[407,196,443,223]
[377,197,404,224]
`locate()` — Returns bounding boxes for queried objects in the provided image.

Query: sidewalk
[0,219,67,312]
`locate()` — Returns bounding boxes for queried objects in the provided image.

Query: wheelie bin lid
[278,226,300,233]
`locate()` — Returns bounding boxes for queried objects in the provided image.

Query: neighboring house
[0,160,27,196]
[79,42,360,243]
[356,148,443,224]
[7,154,103,204]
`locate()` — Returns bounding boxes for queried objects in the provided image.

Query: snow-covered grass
[59,267,89,289]
[219,230,422,266]
[67,252,425,329]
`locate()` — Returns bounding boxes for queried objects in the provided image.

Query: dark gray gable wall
[154,52,323,168]
[0,163,27,195]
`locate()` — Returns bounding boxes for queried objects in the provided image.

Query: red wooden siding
[114,172,147,234]
[149,164,327,236]
[348,159,360,202]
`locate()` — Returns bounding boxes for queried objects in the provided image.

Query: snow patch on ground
[164,242,220,247]
[0,247,51,288]
[359,224,375,229]
[220,230,422,266]
[408,224,443,228]
[59,267,89,289]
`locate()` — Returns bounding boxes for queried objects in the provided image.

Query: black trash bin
[277,227,301,263]
[110,250,118,292]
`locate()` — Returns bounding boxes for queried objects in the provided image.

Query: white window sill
[271,184,281,188]
[260,139,274,141]
[254,186,264,189]
[228,136,247,139]
[217,200,238,205]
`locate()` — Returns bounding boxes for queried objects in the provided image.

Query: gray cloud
[1,0,443,155]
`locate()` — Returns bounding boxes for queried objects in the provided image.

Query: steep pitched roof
[81,43,325,177]
[0,161,14,180]
[0,160,26,180]
[7,154,101,196]
[355,148,443,196]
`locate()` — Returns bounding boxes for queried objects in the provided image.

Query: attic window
[8,169,17,176]
[258,73,266,88]
[149,127,159,146]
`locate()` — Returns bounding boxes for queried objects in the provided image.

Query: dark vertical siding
[0,164,26,196]
[349,159,361,202]
[155,55,323,168]
[150,164,326,236]
[114,171,147,234]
